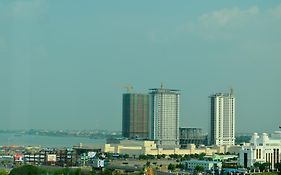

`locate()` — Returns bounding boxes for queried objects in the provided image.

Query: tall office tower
[149,85,180,148]
[210,89,235,146]
[122,93,150,139]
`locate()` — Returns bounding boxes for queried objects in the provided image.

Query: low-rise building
[100,139,240,156]
[239,131,281,169]
[24,148,77,166]
[182,160,222,173]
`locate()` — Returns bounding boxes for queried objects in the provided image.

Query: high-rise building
[149,85,180,148]
[210,89,235,146]
[122,93,150,139]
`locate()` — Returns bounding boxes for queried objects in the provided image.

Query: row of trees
[254,162,281,172]
[7,165,91,175]
[138,153,207,161]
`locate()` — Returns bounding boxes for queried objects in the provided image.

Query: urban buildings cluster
[121,85,281,170]
[1,85,280,173]
[122,85,235,148]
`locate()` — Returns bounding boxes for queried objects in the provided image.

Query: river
[0,133,105,148]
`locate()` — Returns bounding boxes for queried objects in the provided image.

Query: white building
[149,85,180,149]
[182,160,222,172]
[210,89,235,146]
[239,131,281,169]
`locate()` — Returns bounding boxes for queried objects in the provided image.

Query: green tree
[176,163,184,169]
[101,168,113,175]
[253,162,261,169]
[156,154,166,159]
[146,161,151,167]
[138,154,147,160]
[261,162,271,171]
[9,165,44,175]
[275,163,281,175]
[183,154,191,161]
[194,165,204,174]
[147,154,155,160]
[168,163,176,171]
[198,153,206,160]
[123,154,129,159]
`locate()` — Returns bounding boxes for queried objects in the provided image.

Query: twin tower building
[122,85,235,149]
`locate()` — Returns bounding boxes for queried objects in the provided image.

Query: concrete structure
[81,140,241,156]
[149,85,180,148]
[23,148,76,166]
[210,89,235,146]
[180,127,208,148]
[182,160,222,173]
[122,93,150,139]
[239,131,281,169]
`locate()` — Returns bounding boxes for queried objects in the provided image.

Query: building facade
[239,131,281,169]
[183,160,222,173]
[210,89,235,146]
[180,127,208,148]
[149,86,180,148]
[122,93,150,139]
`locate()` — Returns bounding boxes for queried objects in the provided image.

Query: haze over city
[0,0,281,133]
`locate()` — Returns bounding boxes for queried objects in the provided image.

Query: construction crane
[121,85,133,93]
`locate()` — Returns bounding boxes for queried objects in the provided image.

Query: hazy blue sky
[1,0,281,133]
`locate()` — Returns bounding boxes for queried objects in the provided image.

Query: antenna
[123,85,133,93]
[160,82,164,89]
[230,88,234,96]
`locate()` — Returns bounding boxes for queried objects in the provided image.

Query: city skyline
[1,1,281,133]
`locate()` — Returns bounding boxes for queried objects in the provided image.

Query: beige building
[99,140,240,156]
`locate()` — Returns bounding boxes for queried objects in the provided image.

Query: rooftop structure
[179,127,208,148]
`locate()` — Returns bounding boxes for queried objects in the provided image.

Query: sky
[0,0,281,133]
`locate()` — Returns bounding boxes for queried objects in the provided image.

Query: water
[0,133,105,148]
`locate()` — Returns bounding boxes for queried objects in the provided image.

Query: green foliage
[194,165,204,172]
[156,154,166,159]
[169,154,181,159]
[146,161,151,167]
[0,169,8,175]
[123,154,129,159]
[9,165,44,175]
[275,163,281,175]
[254,162,271,171]
[254,162,261,168]
[138,154,155,160]
[9,165,89,175]
[198,153,206,160]
[251,173,278,175]
[138,154,146,160]
[100,168,113,175]
[176,163,184,169]
[182,154,191,161]
[168,163,176,171]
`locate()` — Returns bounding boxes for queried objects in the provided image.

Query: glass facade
[122,93,150,139]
